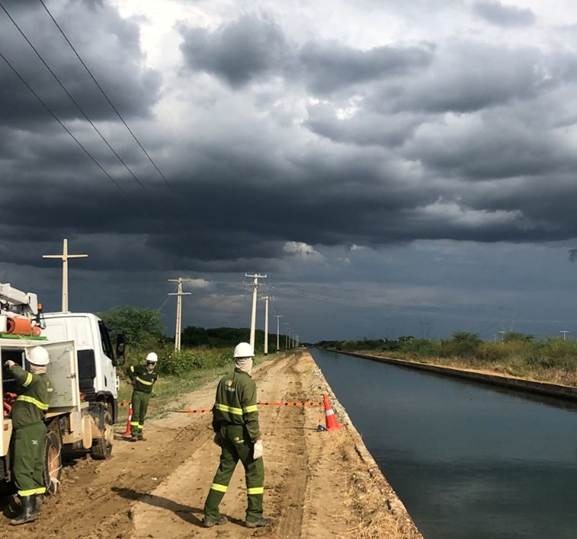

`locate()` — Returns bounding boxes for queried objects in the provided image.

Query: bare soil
[4,352,421,539]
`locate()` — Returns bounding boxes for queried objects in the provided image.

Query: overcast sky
[2,0,577,342]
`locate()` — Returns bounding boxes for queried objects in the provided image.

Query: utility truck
[0,282,124,495]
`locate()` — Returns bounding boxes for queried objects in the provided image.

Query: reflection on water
[310,348,577,539]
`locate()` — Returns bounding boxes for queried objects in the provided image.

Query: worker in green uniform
[203,342,269,529]
[127,352,158,441]
[5,346,52,526]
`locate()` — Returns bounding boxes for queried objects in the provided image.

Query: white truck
[0,282,125,496]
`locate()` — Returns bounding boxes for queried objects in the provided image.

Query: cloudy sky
[2,0,577,342]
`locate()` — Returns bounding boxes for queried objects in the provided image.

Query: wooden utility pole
[261,296,270,354]
[168,278,193,352]
[42,238,87,312]
[245,273,266,349]
[276,315,282,352]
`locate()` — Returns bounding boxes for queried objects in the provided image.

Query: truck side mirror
[115,334,126,364]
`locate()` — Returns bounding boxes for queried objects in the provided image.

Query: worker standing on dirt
[127,352,159,441]
[5,346,52,526]
[203,342,268,529]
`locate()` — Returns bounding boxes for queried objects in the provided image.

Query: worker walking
[5,346,52,525]
[203,342,268,529]
[127,352,159,441]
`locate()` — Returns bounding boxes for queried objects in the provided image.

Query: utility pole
[497,331,506,343]
[560,331,569,341]
[261,296,270,354]
[276,315,282,352]
[42,238,88,312]
[245,273,266,349]
[168,278,193,353]
[284,324,290,349]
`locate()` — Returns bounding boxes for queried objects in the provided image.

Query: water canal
[310,347,577,539]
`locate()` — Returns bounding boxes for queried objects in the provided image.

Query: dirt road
[5,351,421,538]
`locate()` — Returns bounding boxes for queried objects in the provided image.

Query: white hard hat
[234,342,254,359]
[146,352,158,363]
[27,346,50,366]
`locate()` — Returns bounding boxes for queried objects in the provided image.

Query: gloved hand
[253,439,263,460]
[4,360,15,368]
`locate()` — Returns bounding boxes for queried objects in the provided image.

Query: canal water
[310,348,577,539]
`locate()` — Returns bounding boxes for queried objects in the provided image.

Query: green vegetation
[319,332,577,386]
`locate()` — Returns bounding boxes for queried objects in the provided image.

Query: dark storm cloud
[306,104,422,147]
[298,41,433,94]
[179,14,288,87]
[179,15,433,93]
[473,1,536,27]
[375,41,571,114]
[4,2,577,281]
[0,0,160,125]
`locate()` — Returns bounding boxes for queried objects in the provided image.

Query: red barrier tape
[173,401,322,414]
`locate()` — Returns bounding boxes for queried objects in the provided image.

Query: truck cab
[42,313,123,423]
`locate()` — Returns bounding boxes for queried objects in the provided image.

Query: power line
[0,50,123,191]
[0,1,145,189]
[38,0,170,187]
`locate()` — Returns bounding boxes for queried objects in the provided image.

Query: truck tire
[44,423,62,495]
[90,408,113,460]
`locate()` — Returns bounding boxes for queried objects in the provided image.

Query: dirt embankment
[5,351,421,539]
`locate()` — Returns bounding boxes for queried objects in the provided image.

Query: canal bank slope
[341,350,577,403]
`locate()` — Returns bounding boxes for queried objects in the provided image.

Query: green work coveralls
[127,364,158,436]
[9,364,52,497]
[204,368,264,523]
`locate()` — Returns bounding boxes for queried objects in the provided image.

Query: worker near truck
[127,352,158,441]
[203,342,268,529]
[4,346,52,526]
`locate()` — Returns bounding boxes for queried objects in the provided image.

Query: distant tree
[99,306,164,347]
[503,332,534,343]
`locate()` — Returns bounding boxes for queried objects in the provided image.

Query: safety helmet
[146,352,158,363]
[233,342,254,359]
[27,346,50,366]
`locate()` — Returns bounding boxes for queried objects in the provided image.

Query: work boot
[10,496,37,525]
[203,515,228,528]
[245,516,270,528]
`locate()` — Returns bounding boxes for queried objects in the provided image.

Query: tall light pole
[42,238,88,312]
[261,296,270,354]
[276,315,282,352]
[245,273,266,348]
[168,278,193,352]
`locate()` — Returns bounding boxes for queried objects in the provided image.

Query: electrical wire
[0,1,145,189]
[37,0,170,187]
[0,50,123,191]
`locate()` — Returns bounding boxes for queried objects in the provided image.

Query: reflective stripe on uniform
[18,487,46,496]
[135,376,153,386]
[247,487,264,495]
[215,403,243,415]
[22,372,33,387]
[130,422,141,427]
[243,404,258,413]
[16,395,48,411]
[210,483,228,493]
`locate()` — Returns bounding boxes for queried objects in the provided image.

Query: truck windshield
[98,321,114,359]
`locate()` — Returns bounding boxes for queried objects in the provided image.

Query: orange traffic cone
[122,403,133,438]
[323,393,342,431]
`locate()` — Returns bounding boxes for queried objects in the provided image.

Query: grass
[323,333,577,387]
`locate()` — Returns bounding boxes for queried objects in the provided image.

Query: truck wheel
[44,425,62,495]
[91,410,113,460]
